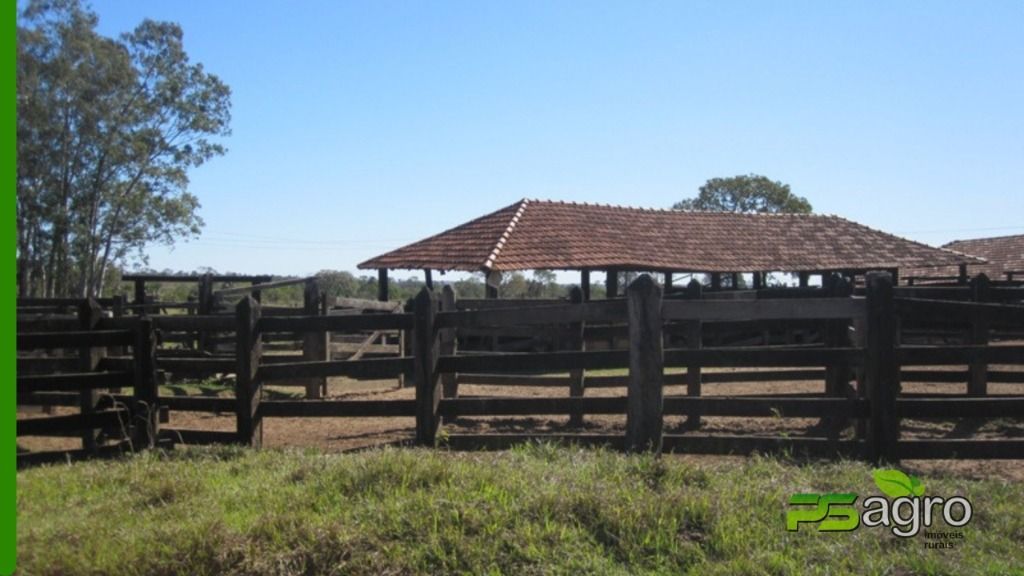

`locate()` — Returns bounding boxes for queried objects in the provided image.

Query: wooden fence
[16,272,1024,465]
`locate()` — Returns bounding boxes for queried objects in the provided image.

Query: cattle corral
[15,270,1024,470]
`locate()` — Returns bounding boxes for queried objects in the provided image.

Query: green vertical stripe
[2,1,16,573]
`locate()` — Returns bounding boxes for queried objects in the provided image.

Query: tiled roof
[903,234,1024,281]
[359,199,981,273]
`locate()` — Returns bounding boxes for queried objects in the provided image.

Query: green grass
[17,445,1024,575]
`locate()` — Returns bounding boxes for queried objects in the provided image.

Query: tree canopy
[17,0,231,297]
[673,174,812,214]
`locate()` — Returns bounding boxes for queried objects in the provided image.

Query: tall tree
[17,0,231,297]
[673,174,811,214]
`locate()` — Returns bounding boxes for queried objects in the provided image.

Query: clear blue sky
[86,1,1023,280]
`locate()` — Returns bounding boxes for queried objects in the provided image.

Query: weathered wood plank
[440,350,630,373]
[662,397,869,417]
[439,397,626,416]
[260,399,416,417]
[17,371,133,392]
[151,315,234,331]
[259,357,413,381]
[259,314,414,333]
[896,398,1024,418]
[17,409,129,436]
[898,440,1024,459]
[662,298,866,323]
[897,345,1024,365]
[17,330,134,350]
[894,297,1024,326]
[436,300,627,329]
[663,346,864,367]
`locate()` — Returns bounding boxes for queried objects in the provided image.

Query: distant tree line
[105,269,579,306]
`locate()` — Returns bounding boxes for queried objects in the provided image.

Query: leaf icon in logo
[872,469,923,498]
[910,475,925,497]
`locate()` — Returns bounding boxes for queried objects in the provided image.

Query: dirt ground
[19,363,1024,481]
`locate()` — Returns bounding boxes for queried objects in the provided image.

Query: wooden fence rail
[16,272,1024,464]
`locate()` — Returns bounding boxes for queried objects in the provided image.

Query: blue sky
[84,1,1023,280]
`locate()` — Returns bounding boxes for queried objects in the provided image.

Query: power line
[896,225,1024,235]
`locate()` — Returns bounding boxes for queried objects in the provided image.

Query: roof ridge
[482,198,530,271]
[527,198,828,217]
[357,199,525,270]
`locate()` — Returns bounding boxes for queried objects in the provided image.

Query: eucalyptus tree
[17,0,231,296]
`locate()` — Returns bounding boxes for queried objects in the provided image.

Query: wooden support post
[485,283,498,299]
[235,296,262,447]
[568,286,586,427]
[413,287,440,445]
[606,269,619,299]
[664,272,673,292]
[824,274,853,438]
[683,278,703,429]
[133,279,146,315]
[730,272,739,289]
[581,269,591,301]
[439,285,458,422]
[302,279,327,399]
[958,264,968,285]
[424,269,433,290]
[865,272,898,464]
[752,271,763,290]
[378,268,389,302]
[968,274,990,396]
[798,271,810,288]
[710,273,721,290]
[626,275,664,452]
[132,317,159,449]
[78,299,104,453]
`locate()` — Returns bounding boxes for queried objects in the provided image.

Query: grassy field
[17,445,1024,575]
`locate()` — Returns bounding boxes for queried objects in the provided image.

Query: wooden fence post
[968,274,990,396]
[134,279,146,315]
[236,296,263,447]
[684,279,703,429]
[824,274,853,437]
[865,272,898,463]
[302,279,327,399]
[440,285,459,422]
[413,287,440,445]
[626,275,664,452]
[132,317,160,449]
[78,299,105,453]
[568,286,586,427]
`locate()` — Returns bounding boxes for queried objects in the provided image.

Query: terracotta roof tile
[359,199,980,273]
[903,234,1024,280]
